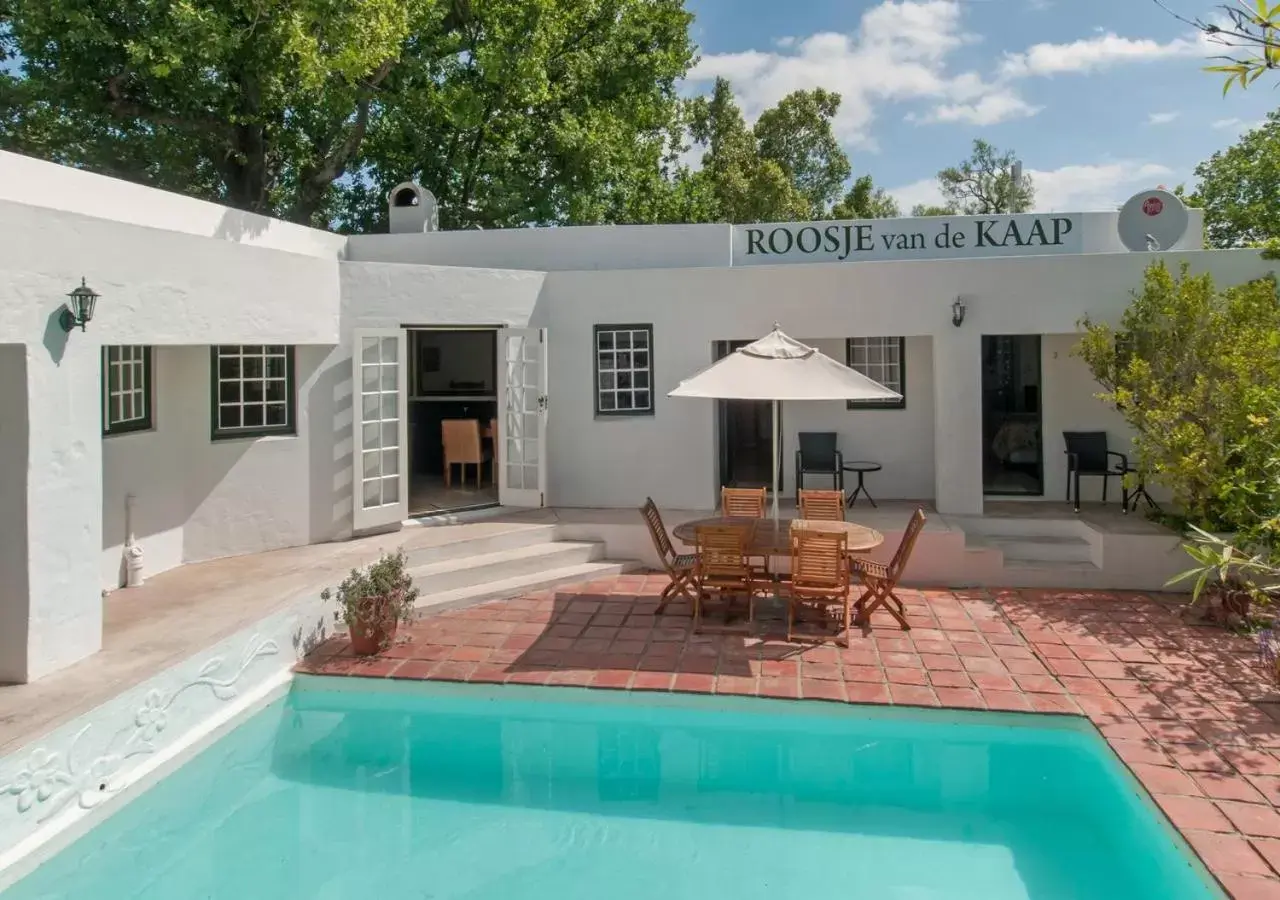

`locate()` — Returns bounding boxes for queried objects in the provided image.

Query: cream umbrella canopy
[669,326,902,520]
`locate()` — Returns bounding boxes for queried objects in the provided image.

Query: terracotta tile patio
[297,573,1280,899]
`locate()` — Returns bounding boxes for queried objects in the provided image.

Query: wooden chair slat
[721,486,767,518]
[853,507,927,630]
[798,489,845,522]
[639,498,695,613]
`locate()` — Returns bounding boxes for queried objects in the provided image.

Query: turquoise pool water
[2,680,1221,899]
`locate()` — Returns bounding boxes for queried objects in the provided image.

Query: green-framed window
[210,345,296,440]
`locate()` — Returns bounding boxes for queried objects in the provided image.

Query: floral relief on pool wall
[0,635,278,822]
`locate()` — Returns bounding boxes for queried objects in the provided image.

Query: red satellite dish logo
[1142,197,1164,217]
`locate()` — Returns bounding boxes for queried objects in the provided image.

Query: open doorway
[982,334,1043,496]
[714,340,782,491]
[406,327,500,515]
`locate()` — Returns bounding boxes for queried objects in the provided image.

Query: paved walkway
[298,574,1280,899]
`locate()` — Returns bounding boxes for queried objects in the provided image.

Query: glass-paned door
[982,335,1043,496]
[498,328,548,507]
[353,328,408,530]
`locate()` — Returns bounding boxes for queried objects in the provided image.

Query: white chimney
[388,182,438,233]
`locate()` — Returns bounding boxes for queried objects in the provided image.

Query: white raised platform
[501,500,1189,593]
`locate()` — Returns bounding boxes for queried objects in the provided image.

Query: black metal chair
[795,432,843,504]
[1063,431,1128,513]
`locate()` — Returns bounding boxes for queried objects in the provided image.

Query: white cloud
[1147,111,1179,125]
[888,160,1175,213]
[687,0,1034,145]
[915,91,1042,125]
[686,0,1211,145]
[999,32,1204,78]
[1212,117,1265,132]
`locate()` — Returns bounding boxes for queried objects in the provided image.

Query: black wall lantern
[951,296,967,328]
[61,278,99,332]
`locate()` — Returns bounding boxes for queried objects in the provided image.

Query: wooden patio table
[672,517,884,556]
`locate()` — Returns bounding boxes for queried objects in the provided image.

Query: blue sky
[681,0,1278,211]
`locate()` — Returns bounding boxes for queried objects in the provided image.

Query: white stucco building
[0,150,1274,684]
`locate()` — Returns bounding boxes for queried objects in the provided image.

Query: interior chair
[640,498,697,614]
[781,525,852,646]
[441,419,490,488]
[795,432,843,503]
[1063,431,1127,513]
[721,486,767,518]
[852,507,927,631]
[693,525,757,632]
[798,489,846,522]
[489,417,499,483]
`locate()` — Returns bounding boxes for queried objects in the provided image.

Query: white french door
[352,328,408,531]
[498,328,548,507]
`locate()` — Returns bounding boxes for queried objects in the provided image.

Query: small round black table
[1121,466,1159,514]
[842,461,882,508]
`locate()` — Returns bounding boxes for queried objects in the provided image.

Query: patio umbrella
[669,325,901,521]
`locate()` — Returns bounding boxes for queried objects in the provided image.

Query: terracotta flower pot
[347,594,400,655]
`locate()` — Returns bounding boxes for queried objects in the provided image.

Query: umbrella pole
[772,399,780,523]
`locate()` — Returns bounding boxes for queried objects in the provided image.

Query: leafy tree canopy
[937,138,1034,215]
[1,0,697,230]
[830,174,900,220]
[1185,109,1280,248]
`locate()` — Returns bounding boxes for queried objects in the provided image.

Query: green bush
[1074,261,1280,548]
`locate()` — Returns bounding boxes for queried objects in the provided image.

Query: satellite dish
[1118,189,1188,252]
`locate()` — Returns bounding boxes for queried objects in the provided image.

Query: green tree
[682,77,860,224]
[830,174,900,219]
[1155,0,1280,93]
[910,203,958,217]
[1185,110,1280,248]
[2,0,695,229]
[937,139,1033,214]
[1075,261,1280,536]
[753,88,851,219]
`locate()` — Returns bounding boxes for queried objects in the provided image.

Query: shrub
[1075,261,1280,543]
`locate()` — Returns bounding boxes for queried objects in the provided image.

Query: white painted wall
[0,151,346,260]
[0,201,340,346]
[24,337,103,681]
[540,249,1276,513]
[783,337,934,500]
[1039,333,1162,505]
[345,223,731,271]
[0,345,30,682]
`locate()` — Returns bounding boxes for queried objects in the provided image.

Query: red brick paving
[297,573,1280,899]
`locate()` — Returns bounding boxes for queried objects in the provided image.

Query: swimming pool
[1,678,1222,899]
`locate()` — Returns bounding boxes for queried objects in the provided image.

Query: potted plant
[321,549,419,655]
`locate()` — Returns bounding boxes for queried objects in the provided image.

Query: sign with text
[731,213,1083,266]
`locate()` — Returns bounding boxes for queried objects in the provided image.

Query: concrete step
[966,533,1095,565]
[952,515,1084,539]
[407,541,604,593]
[401,523,560,567]
[989,534,1093,564]
[415,560,641,614]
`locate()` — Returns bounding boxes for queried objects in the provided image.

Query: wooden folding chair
[721,486,769,574]
[640,498,696,613]
[798,489,846,521]
[721,486,766,518]
[781,525,852,645]
[693,524,756,632]
[852,507,927,630]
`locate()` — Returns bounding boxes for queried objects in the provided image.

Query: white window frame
[102,345,153,436]
[846,336,905,409]
[211,345,296,440]
[594,324,654,417]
